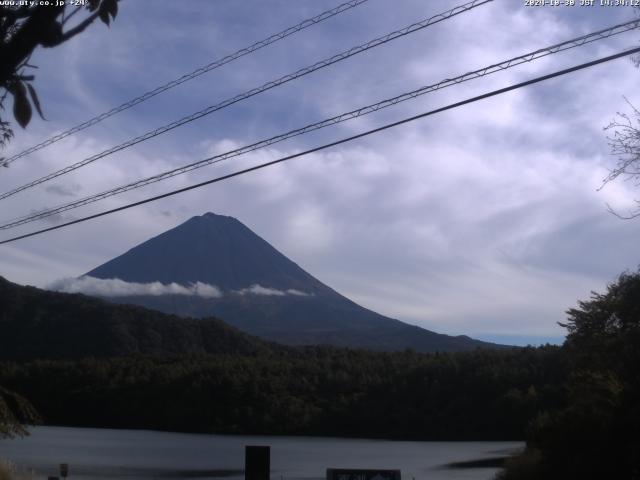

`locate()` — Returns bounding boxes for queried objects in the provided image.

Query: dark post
[245,445,270,480]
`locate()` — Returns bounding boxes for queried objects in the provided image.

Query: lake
[0,427,522,480]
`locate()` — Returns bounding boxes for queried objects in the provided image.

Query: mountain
[84,212,503,352]
[0,276,268,361]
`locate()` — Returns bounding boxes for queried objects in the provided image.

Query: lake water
[0,427,522,480]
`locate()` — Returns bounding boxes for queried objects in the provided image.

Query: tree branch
[0,6,36,21]
[0,5,63,84]
[61,5,83,26]
[606,202,640,220]
[57,10,101,44]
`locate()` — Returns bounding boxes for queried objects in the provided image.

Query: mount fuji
[81,212,503,352]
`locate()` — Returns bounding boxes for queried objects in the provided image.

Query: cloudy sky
[1,0,639,345]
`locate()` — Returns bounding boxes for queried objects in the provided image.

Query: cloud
[44,183,82,198]
[49,276,222,298]
[48,278,309,300]
[234,284,310,297]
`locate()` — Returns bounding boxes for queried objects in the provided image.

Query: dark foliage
[0,276,269,360]
[499,269,640,480]
[0,346,565,441]
[0,0,118,150]
[0,386,40,438]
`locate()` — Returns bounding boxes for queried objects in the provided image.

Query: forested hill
[0,276,269,360]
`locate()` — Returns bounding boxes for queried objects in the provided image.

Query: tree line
[0,345,564,441]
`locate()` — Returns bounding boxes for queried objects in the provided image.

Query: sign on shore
[326,468,401,480]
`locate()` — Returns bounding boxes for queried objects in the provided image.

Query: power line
[2,45,638,246]
[0,0,372,168]
[2,19,638,230]
[0,0,493,201]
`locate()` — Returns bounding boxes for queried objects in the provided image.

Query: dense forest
[0,346,564,441]
[0,276,269,360]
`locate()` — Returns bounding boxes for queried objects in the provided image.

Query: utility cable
[0,0,493,200]
[1,45,638,245]
[1,19,638,230]
[0,0,371,167]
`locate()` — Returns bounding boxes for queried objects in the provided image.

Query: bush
[495,449,544,480]
[0,460,35,480]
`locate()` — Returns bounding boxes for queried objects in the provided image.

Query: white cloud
[234,284,310,297]
[48,277,310,299]
[49,276,222,298]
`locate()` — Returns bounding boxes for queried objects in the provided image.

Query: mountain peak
[199,212,234,221]
[87,212,326,293]
[186,212,239,226]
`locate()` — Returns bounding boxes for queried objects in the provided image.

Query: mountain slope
[84,212,503,352]
[0,276,268,361]
[87,213,332,294]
